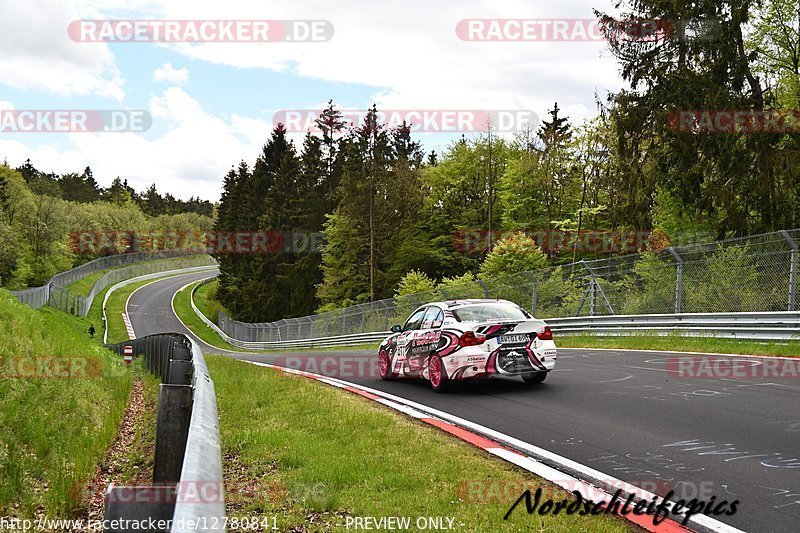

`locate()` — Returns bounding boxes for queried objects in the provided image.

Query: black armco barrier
[104,334,224,533]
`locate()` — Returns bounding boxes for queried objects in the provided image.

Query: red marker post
[123,345,133,365]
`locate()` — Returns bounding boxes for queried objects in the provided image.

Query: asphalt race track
[127,270,800,533]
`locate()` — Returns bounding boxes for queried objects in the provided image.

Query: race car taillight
[459,331,487,347]
[537,326,553,341]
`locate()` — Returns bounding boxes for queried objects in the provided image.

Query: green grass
[206,356,634,532]
[194,279,230,323]
[65,268,115,297]
[557,334,800,357]
[173,281,241,351]
[0,290,133,518]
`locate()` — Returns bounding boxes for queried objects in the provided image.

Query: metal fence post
[667,247,683,314]
[781,230,798,311]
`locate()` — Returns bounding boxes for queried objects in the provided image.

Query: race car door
[396,307,428,373]
[406,306,444,374]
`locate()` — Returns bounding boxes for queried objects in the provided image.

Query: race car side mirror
[390,324,402,333]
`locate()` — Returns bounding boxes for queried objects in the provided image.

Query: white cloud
[0,88,269,201]
[0,0,124,99]
[153,63,190,85]
[151,0,624,124]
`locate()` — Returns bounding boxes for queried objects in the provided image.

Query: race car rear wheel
[522,371,547,384]
[378,349,398,380]
[428,354,450,392]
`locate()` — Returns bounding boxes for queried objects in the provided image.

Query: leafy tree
[620,253,679,314]
[0,221,19,286]
[689,245,765,311]
[395,270,436,297]
[317,211,369,308]
[597,0,800,234]
[747,0,800,108]
[479,232,548,279]
[103,177,134,205]
[0,170,8,216]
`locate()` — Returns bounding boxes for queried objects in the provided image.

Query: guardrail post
[667,247,683,314]
[781,230,798,311]
[153,384,193,483]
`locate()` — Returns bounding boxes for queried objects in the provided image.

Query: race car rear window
[452,303,530,322]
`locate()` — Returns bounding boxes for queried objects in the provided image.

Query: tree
[395,270,436,297]
[596,0,800,234]
[103,177,133,205]
[141,184,164,216]
[0,221,19,286]
[16,159,39,183]
[536,103,576,229]
[479,232,548,279]
[0,169,8,216]
[747,0,800,108]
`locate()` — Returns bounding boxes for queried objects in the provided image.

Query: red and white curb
[121,312,136,340]
[245,361,743,533]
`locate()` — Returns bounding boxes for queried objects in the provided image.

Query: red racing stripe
[422,417,507,450]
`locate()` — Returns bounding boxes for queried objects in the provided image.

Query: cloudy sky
[0,0,626,201]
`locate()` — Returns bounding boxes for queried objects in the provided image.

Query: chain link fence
[11,251,217,316]
[217,228,800,343]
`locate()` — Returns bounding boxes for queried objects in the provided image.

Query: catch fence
[217,229,800,343]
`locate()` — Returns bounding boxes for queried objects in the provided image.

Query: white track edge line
[244,361,743,533]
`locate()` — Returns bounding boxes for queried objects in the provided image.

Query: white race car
[378,299,557,392]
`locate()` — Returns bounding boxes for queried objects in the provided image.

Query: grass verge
[556,334,800,357]
[194,279,230,324]
[173,280,241,351]
[206,355,634,532]
[0,290,132,518]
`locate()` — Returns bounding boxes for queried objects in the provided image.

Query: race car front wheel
[428,354,450,392]
[378,349,398,380]
[522,371,547,384]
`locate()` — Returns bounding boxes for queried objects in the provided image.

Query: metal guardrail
[546,312,800,341]
[9,250,216,316]
[104,334,224,532]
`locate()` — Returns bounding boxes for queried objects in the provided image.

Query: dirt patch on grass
[79,378,153,521]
